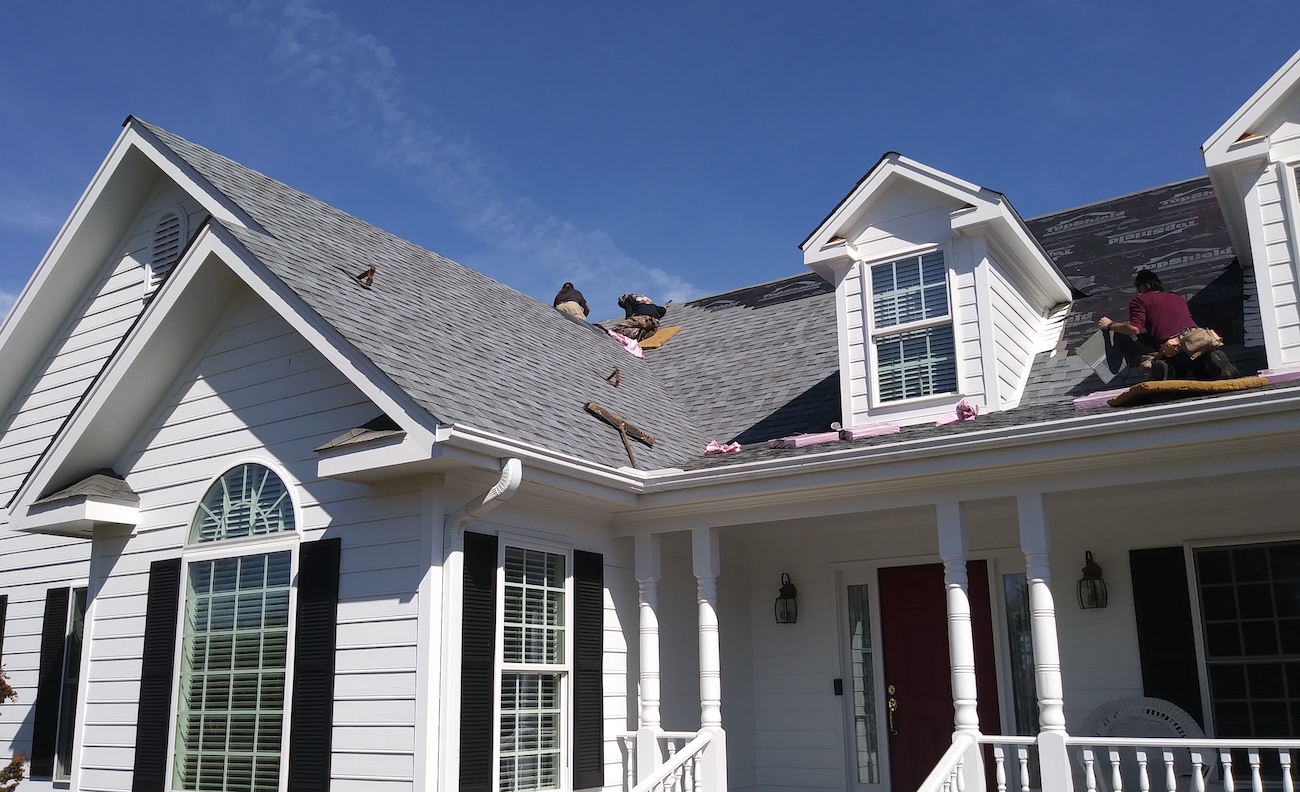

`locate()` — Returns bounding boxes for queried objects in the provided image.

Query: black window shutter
[31,587,70,780]
[131,559,183,792]
[0,594,9,663]
[572,550,605,790]
[288,537,342,792]
[1130,547,1205,727]
[460,531,498,792]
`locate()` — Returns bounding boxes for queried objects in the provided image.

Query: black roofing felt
[1024,177,1242,354]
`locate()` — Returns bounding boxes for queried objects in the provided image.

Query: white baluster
[1164,750,1177,792]
[1084,749,1098,792]
[1191,752,1205,792]
[1111,749,1125,792]
[1138,750,1150,792]
[1282,750,1294,792]
[957,758,967,792]
[1249,749,1262,792]
[1020,747,1032,792]
[1222,751,1235,792]
[995,746,1008,792]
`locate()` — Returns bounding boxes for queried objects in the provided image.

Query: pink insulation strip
[1260,368,1300,384]
[766,431,842,449]
[1073,387,1129,410]
[838,424,901,440]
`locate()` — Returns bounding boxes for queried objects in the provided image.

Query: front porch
[611,467,1300,792]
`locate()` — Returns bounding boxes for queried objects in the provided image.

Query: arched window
[147,209,186,296]
[174,463,298,792]
[189,463,295,544]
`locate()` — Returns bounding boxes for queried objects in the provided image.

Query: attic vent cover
[147,210,186,296]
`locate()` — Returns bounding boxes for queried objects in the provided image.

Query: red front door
[878,562,1001,792]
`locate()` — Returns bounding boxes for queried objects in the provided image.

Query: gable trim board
[0,123,257,436]
[6,222,445,531]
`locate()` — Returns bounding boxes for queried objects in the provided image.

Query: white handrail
[630,730,714,792]
[1065,737,1300,748]
[916,733,975,792]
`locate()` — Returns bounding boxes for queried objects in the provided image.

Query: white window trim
[1279,160,1300,292]
[492,536,575,792]
[861,243,963,408]
[164,459,304,792]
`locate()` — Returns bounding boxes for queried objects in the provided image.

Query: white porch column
[936,502,980,736]
[635,534,663,782]
[692,527,728,791]
[1018,493,1073,792]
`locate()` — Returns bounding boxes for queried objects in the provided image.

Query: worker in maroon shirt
[1098,270,1239,380]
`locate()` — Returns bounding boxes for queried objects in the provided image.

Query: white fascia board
[0,124,258,428]
[17,497,139,538]
[1203,48,1300,161]
[8,223,442,520]
[317,433,448,483]
[802,154,990,254]
[616,385,1300,533]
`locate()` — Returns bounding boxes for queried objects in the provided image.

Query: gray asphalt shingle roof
[138,119,1272,473]
[141,120,708,470]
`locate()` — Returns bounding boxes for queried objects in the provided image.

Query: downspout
[444,457,523,533]
[437,457,522,792]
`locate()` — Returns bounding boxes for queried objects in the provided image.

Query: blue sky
[2,1,1299,319]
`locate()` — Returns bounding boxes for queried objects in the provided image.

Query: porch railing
[1064,737,1300,792]
[917,733,977,792]
[615,730,713,792]
[981,735,1039,792]
[618,731,702,790]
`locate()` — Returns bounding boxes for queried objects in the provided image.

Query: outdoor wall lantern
[775,572,798,624]
[1077,551,1109,610]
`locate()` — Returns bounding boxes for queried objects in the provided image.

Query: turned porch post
[1018,493,1072,792]
[634,534,663,781]
[693,527,728,791]
[936,502,981,736]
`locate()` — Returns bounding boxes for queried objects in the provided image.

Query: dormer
[801,154,1072,429]
[1202,47,1300,375]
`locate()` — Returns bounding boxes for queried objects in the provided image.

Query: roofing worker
[611,293,667,341]
[1098,270,1239,381]
[554,282,590,319]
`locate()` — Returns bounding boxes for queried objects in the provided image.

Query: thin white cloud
[221,0,698,311]
[0,186,63,233]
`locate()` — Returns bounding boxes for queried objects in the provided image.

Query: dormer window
[147,209,186,296]
[870,250,957,402]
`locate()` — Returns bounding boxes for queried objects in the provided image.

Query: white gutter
[444,457,523,533]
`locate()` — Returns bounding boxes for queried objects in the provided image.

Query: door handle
[887,684,898,735]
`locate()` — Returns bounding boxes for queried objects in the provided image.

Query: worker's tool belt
[1161,327,1224,359]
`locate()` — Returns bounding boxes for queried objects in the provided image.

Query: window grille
[869,251,957,402]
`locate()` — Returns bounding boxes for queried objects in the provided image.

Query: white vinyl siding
[1251,162,1300,365]
[0,186,204,503]
[73,299,423,792]
[869,251,957,402]
[987,259,1041,409]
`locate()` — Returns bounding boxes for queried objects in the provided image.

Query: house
[2,45,1300,792]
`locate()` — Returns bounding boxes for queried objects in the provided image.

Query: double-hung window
[172,463,298,792]
[869,250,957,402]
[497,546,570,792]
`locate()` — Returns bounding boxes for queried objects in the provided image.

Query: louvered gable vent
[147,210,185,295]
